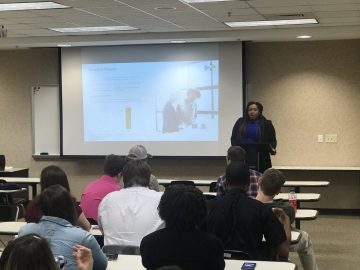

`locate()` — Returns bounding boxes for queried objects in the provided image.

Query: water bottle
[288,188,297,212]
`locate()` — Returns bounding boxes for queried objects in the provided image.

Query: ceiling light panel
[0,2,68,11]
[225,18,318,27]
[49,25,138,33]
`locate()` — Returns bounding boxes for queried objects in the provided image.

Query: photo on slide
[82,60,219,142]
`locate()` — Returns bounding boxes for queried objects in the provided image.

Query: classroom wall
[0,40,359,209]
[246,39,360,167]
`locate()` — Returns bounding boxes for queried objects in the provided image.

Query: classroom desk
[283,181,330,193]
[158,179,214,187]
[158,179,329,190]
[274,193,320,202]
[0,168,29,177]
[107,254,296,270]
[0,177,40,198]
[295,209,319,220]
[0,221,25,235]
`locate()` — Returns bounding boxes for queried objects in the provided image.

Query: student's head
[246,101,263,120]
[122,159,151,188]
[260,168,286,196]
[0,234,58,270]
[40,165,70,192]
[158,184,207,231]
[225,161,250,189]
[127,145,151,162]
[40,184,76,225]
[103,154,125,177]
[226,146,246,164]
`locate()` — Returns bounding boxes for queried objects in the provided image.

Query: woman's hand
[72,244,94,270]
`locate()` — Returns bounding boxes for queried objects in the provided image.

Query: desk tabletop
[295,209,319,220]
[107,255,296,270]
[283,181,330,187]
[158,179,214,186]
[0,177,40,184]
[158,179,330,188]
[275,193,320,201]
[0,167,28,172]
[0,221,26,235]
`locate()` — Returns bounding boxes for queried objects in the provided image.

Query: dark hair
[227,146,246,162]
[158,185,207,231]
[122,160,151,188]
[104,154,125,177]
[225,162,250,188]
[260,168,286,196]
[40,165,70,192]
[0,234,57,270]
[39,184,77,225]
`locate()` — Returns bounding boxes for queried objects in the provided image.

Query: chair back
[224,249,250,260]
[209,182,217,192]
[169,180,195,187]
[0,155,5,170]
[102,245,140,255]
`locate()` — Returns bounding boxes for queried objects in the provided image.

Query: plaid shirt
[216,169,262,197]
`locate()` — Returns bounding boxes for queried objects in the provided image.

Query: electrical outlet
[325,134,337,143]
[317,135,324,143]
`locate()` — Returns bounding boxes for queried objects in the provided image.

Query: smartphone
[241,262,256,270]
[105,253,118,261]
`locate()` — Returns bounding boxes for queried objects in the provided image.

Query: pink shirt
[80,175,121,222]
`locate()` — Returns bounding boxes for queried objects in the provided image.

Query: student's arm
[272,208,290,260]
[77,213,91,231]
[82,234,108,270]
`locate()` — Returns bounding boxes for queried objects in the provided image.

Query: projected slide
[82,60,219,142]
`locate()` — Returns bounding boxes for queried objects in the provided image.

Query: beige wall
[0,41,359,208]
[246,40,360,167]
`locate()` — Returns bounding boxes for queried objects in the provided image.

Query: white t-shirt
[98,187,164,246]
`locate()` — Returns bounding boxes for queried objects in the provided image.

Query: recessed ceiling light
[296,35,312,39]
[57,44,71,47]
[225,18,318,28]
[154,6,176,10]
[170,40,187,43]
[182,0,233,3]
[49,26,138,33]
[0,2,68,11]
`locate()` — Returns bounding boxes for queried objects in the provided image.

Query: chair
[0,155,5,171]
[0,181,26,221]
[169,180,195,187]
[224,249,250,260]
[102,244,140,255]
[209,181,217,192]
[87,217,98,225]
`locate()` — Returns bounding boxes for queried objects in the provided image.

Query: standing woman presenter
[231,101,277,172]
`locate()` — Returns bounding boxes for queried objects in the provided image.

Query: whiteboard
[31,85,60,156]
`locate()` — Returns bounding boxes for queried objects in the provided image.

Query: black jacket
[231,116,277,172]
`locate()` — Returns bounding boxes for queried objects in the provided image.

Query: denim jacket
[19,215,107,270]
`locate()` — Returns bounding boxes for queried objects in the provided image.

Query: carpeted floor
[289,214,360,270]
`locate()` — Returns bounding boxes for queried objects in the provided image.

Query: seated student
[141,185,225,270]
[19,185,107,270]
[98,159,164,246]
[0,234,94,270]
[80,154,125,222]
[216,146,262,197]
[25,165,90,231]
[207,162,290,261]
[0,234,58,270]
[256,168,319,270]
[127,145,160,191]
